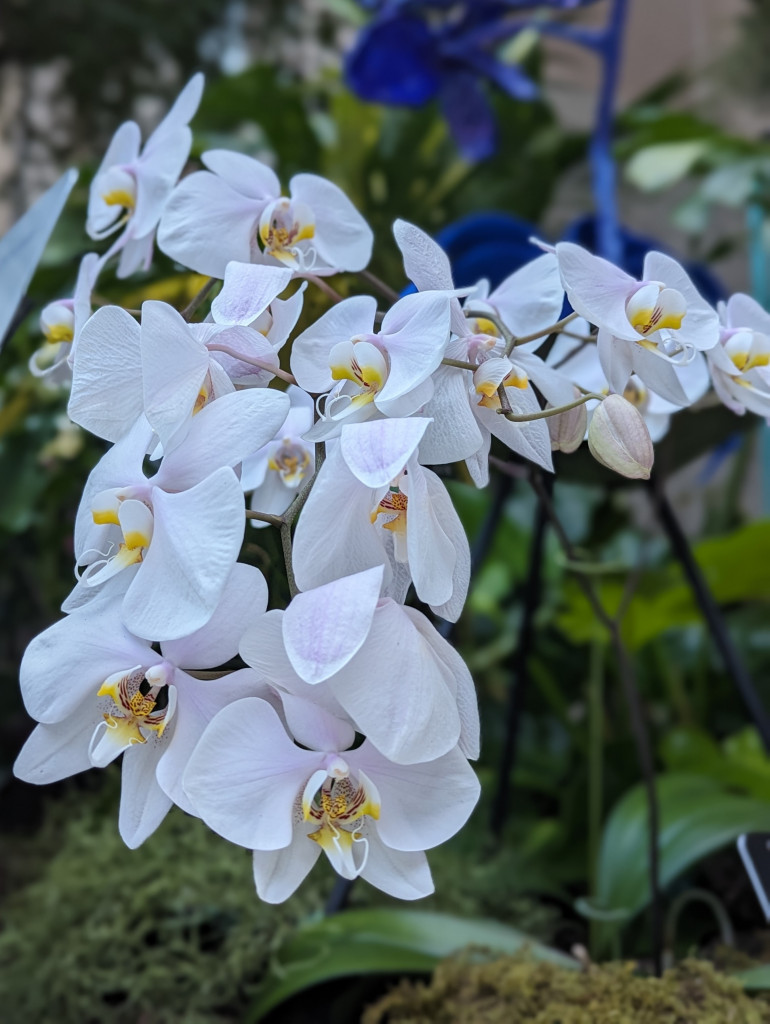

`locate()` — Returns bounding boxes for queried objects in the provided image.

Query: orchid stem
[306,274,345,305]
[358,268,400,304]
[181,277,217,321]
[280,521,298,599]
[648,475,770,752]
[205,343,297,385]
[498,392,604,423]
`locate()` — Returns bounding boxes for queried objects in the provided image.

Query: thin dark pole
[490,475,550,835]
[324,875,354,916]
[526,468,663,976]
[648,475,770,752]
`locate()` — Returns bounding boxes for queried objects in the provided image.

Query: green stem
[181,277,217,321]
[498,392,604,423]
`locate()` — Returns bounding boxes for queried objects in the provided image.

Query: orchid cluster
[14,74,770,904]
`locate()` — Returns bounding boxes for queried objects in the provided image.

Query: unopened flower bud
[587,394,654,479]
[547,389,587,453]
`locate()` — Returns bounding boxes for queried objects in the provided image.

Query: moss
[363,956,770,1024]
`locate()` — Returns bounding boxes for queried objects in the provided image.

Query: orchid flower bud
[547,388,587,454]
[587,394,654,479]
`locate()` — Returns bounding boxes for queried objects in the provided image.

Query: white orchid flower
[30,252,101,381]
[291,290,451,441]
[14,564,269,848]
[66,387,289,639]
[87,74,204,278]
[239,566,480,766]
[183,695,480,903]
[393,219,573,480]
[69,290,297,449]
[554,242,719,407]
[242,385,315,525]
[292,418,469,621]
[708,293,770,420]
[546,321,710,442]
[157,149,373,278]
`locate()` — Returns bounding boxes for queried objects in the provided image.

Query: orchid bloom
[183,695,480,902]
[87,74,204,278]
[30,252,100,381]
[393,219,573,482]
[546,321,710,442]
[291,290,451,441]
[242,385,315,525]
[239,566,480,766]
[15,564,269,848]
[158,149,373,278]
[69,285,297,449]
[554,242,719,406]
[292,417,469,621]
[708,293,770,420]
[66,388,289,639]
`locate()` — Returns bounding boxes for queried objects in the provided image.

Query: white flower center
[258,197,315,268]
[89,663,177,767]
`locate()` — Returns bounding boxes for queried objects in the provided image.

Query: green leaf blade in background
[248,908,577,1021]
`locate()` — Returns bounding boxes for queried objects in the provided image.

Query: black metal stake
[648,475,770,753]
[489,476,550,835]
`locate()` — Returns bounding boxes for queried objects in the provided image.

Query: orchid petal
[291,295,378,394]
[211,262,293,325]
[340,417,430,487]
[393,219,467,337]
[252,824,321,903]
[359,830,433,900]
[556,242,637,340]
[119,743,173,848]
[14,707,98,784]
[202,149,280,202]
[290,173,373,273]
[377,291,450,405]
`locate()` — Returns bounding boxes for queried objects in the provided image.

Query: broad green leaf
[593,773,770,954]
[732,965,770,990]
[626,141,708,191]
[248,908,576,1021]
[0,169,77,349]
[662,726,770,802]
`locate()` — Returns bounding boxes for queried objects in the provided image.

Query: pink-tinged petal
[489,253,564,343]
[240,609,302,685]
[122,468,244,640]
[119,742,173,848]
[161,563,268,669]
[403,606,479,760]
[556,242,637,340]
[327,599,461,764]
[156,667,267,814]
[340,417,430,487]
[20,599,152,724]
[291,295,378,393]
[631,344,690,406]
[374,376,434,420]
[377,291,450,405]
[68,305,143,442]
[280,691,356,752]
[200,322,279,388]
[419,466,470,622]
[133,126,193,239]
[183,697,318,850]
[403,462,456,610]
[211,262,293,325]
[353,741,479,851]
[202,149,280,201]
[252,824,321,903]
[157,171,261,278]
[643,251,719,351]
[116,231,155,279]
[14,701,101,784]
[148,73,203,143]
[418,364,483,465]
[726,292,770,334]
[597,327,634,395]
[393,219,467,337]
[268,283,307,352]
[290,173,373,273]
[283,566,384,684]
[515,350,576,409]
[141,300,209,451]
[155,388,290,492]
[359,830,434,899]
[292,447,387,594]
[474,385,553,472]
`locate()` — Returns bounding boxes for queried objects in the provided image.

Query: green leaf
[732,965,770,990]
[625,141,709,191]
[593,774,770,954]
[248,908,576,1021]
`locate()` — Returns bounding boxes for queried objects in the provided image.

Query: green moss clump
[0,775,330,1024]
[363,956,770,1024]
